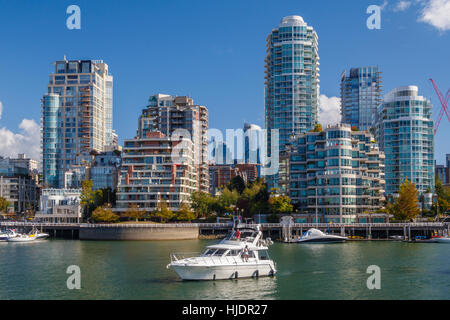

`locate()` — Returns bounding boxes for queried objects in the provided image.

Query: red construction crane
[430,79,450,135]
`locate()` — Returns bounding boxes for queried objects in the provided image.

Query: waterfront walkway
[0,221,448,241]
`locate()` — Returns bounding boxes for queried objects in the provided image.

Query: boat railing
[170,252,201,262]
[170,252,245,265]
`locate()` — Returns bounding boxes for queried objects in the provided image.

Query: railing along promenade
[1,220,448,241]
[0,221,447,229]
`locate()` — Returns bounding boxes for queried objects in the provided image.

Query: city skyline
[0,0,449,165]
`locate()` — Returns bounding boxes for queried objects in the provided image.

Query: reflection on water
[187,277,278,300]
[0,240,449,299]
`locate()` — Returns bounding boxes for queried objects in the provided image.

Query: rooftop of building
[279,15,305,27]
[384,85,427,103]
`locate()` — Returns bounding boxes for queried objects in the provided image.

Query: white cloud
[319,95,341,127]
[419,0,450,31]
[0,118,40,161]
[393,0,412,11]
[381,0,389,10]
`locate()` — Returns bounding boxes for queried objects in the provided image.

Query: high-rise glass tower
[340,66,382,131]
[42,58,114,188]
[377,86,434,195]
[265,15,320,188]
[243,123,262,165]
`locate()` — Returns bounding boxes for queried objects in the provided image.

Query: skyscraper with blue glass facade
[42,94,60,188]
[42,58,113,188]
[265,16,320,189]
[340,66,382,131]
[376,86,434,195]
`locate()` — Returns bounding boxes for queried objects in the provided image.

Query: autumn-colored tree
[269,195,293,214]
[312,123,322,132]
[433,177,450,216]
[91,205,119,223]
[391,178,420,221]
[0,197,9,213]
[155,201,174,223]
[177,202,197,221]
[123,204,146,221]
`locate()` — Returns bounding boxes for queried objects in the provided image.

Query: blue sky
[0,0,449,164]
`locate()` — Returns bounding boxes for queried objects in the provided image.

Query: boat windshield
[212,249,228,257]
[202,249,215,256]
[224,229,258,241]
[202,248,229,257]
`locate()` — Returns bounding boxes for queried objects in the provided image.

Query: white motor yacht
[167,225,277,280]
[35,232,50,239]
[0,229,18,241]
[7,233,37,242]
[435,236,450,243]
[296,228,347,244]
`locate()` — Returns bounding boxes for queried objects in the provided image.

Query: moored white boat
[0,229,18,241]
[7,233,37,242]
[296,228,347,244]
[167,225,277,280]
[435,237,450,243]
[35,232,50,239]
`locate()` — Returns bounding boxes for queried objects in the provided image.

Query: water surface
[0,240,448,299]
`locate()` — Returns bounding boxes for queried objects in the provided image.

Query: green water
[0,240,449,300]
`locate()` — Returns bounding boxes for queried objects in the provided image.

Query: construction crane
[430,79,450,135]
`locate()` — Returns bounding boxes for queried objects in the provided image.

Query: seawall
[79,224,199,240]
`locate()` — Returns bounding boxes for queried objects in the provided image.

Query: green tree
[94,187,117,207]
[190,191,215,218]
[177,202,197,221]
[433,177,450,216]
[269,195,293,214]
[94,189,104,207]
[228,175,246,194]
[80,180,95,220]
[155,201,174,223]
[215,188,239,215]
[91,205,119,223]
[390,178,420,221]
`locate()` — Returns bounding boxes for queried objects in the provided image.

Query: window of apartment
[68,62,78,73]
[56,63,66,74]
[81,62,90,73]
[80,75,90,84]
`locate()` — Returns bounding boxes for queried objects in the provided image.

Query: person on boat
[243,245,249,262]
[235,229,241,241]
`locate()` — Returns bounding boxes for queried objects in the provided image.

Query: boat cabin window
[212,249,228,257]
[245,250,255,259]
[259,250,270,260]
[226,250,241,257]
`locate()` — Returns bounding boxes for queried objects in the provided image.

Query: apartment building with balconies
[116,131,197,212]
[279,124,385,223]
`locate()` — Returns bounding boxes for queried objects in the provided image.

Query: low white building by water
[35,189,82,223]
